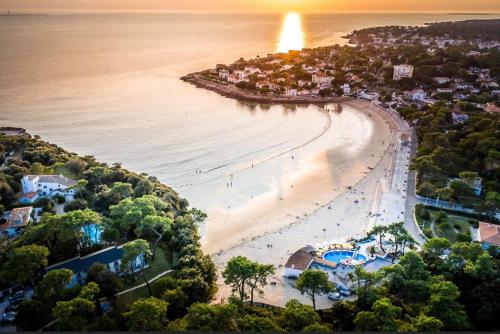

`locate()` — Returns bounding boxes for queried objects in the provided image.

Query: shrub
[435,211,448,224]
[424,228,434,238]
[456,233,472,242]
[438,222,452,231]
[64,199,88,212]
[468,219,479,228]
[53,194,65,204]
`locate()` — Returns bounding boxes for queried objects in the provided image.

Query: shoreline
[207,99,410,307]
[181,72,351,105]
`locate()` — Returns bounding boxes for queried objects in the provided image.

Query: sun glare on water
[277,12,305,53]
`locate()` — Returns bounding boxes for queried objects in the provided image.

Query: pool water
[81,224,102,244]
[323,250,367,263]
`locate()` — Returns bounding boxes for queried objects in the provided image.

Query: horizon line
[2,9,500,15]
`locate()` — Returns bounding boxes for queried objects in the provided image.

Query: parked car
[1,311,16,324]
[4,305,16,313]
[339,287,351,296]
[327,292,343,301]
[11,298,27,307]
[8,291,24,303]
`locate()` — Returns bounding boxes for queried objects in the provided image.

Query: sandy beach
[204,99,410,308]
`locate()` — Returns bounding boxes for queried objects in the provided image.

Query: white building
[218,69,229,80]
[433,77,451,84]
[341,83,351,95]
[404,89,426,101]
[312,71,333,85]
[21,174,77,203]
[393,64,414,80]
[284,87,298,96]
[283,247,315,278]
[451,110,470,124]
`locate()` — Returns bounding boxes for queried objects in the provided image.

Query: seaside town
[188,19,499,117]
[0,19,499,332]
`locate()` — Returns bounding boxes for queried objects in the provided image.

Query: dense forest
[350,19,500,43]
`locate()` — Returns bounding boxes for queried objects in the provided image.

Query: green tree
[4,244,49,286]
[296,269,333,310]
[121,239,152,295]
[410,313,443,332]
[426,276,470,330]
[184,302,239,331]
[222,256,256,302]
[281,299,321,331]
[15,300,48,331]
[237,314,284,332]
[367,225,387,252]
[35,269,73,301]
[248,263,275,305]
[52,282,100,331]
[302,322,333,332]
[124,297,169,331]
[354,297,402,331]
[480,191,500,221]
[330,301,357,331]
[86,263,123,300]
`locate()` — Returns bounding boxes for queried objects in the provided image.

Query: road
[403,127,427,245]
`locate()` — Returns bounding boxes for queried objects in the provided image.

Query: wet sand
[205,100,406,307]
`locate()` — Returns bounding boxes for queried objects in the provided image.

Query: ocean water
[0,12,498,212]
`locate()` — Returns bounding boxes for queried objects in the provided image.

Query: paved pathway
[116,269,174,296]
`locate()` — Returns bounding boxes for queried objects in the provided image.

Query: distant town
[184,19,499,119]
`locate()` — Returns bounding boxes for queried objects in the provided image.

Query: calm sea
[0,13,498,210]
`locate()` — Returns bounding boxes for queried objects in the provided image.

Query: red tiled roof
[313,71,328,77]
[479,222,500,247]
[20,192,38,199]
[1,207,33,230]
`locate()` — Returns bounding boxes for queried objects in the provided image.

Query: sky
[0,0,499,13]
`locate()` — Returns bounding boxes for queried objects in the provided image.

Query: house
[478,222,500,250]
[341,83,351,95]
[256,80,270,90]
[404,89,426,101]
[451,110,470,124]
[298,80,309,88]
[0,207,33,238]
[218,70,229,80]
[284,246,315,278]
[19,192,39,204]
[45,246,148,287]
[393,64,414,80]
[434,77,451,84]
[284,87,298,96]
[312,71,332,85]
[466,176,483,196]
[21,174,77,203]
[484,103,500,113]
[436,88,454,94]
[454,83,473,90]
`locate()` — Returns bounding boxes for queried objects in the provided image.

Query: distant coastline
[181,72,350,105]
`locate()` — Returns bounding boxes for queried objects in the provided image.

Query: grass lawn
[121,246,172,290]
[114,246,174,313]
[115,285,150,314]
[416,208,474,243]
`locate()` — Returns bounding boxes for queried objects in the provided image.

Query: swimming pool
[323,250,367,264]
[81,224,102,244]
